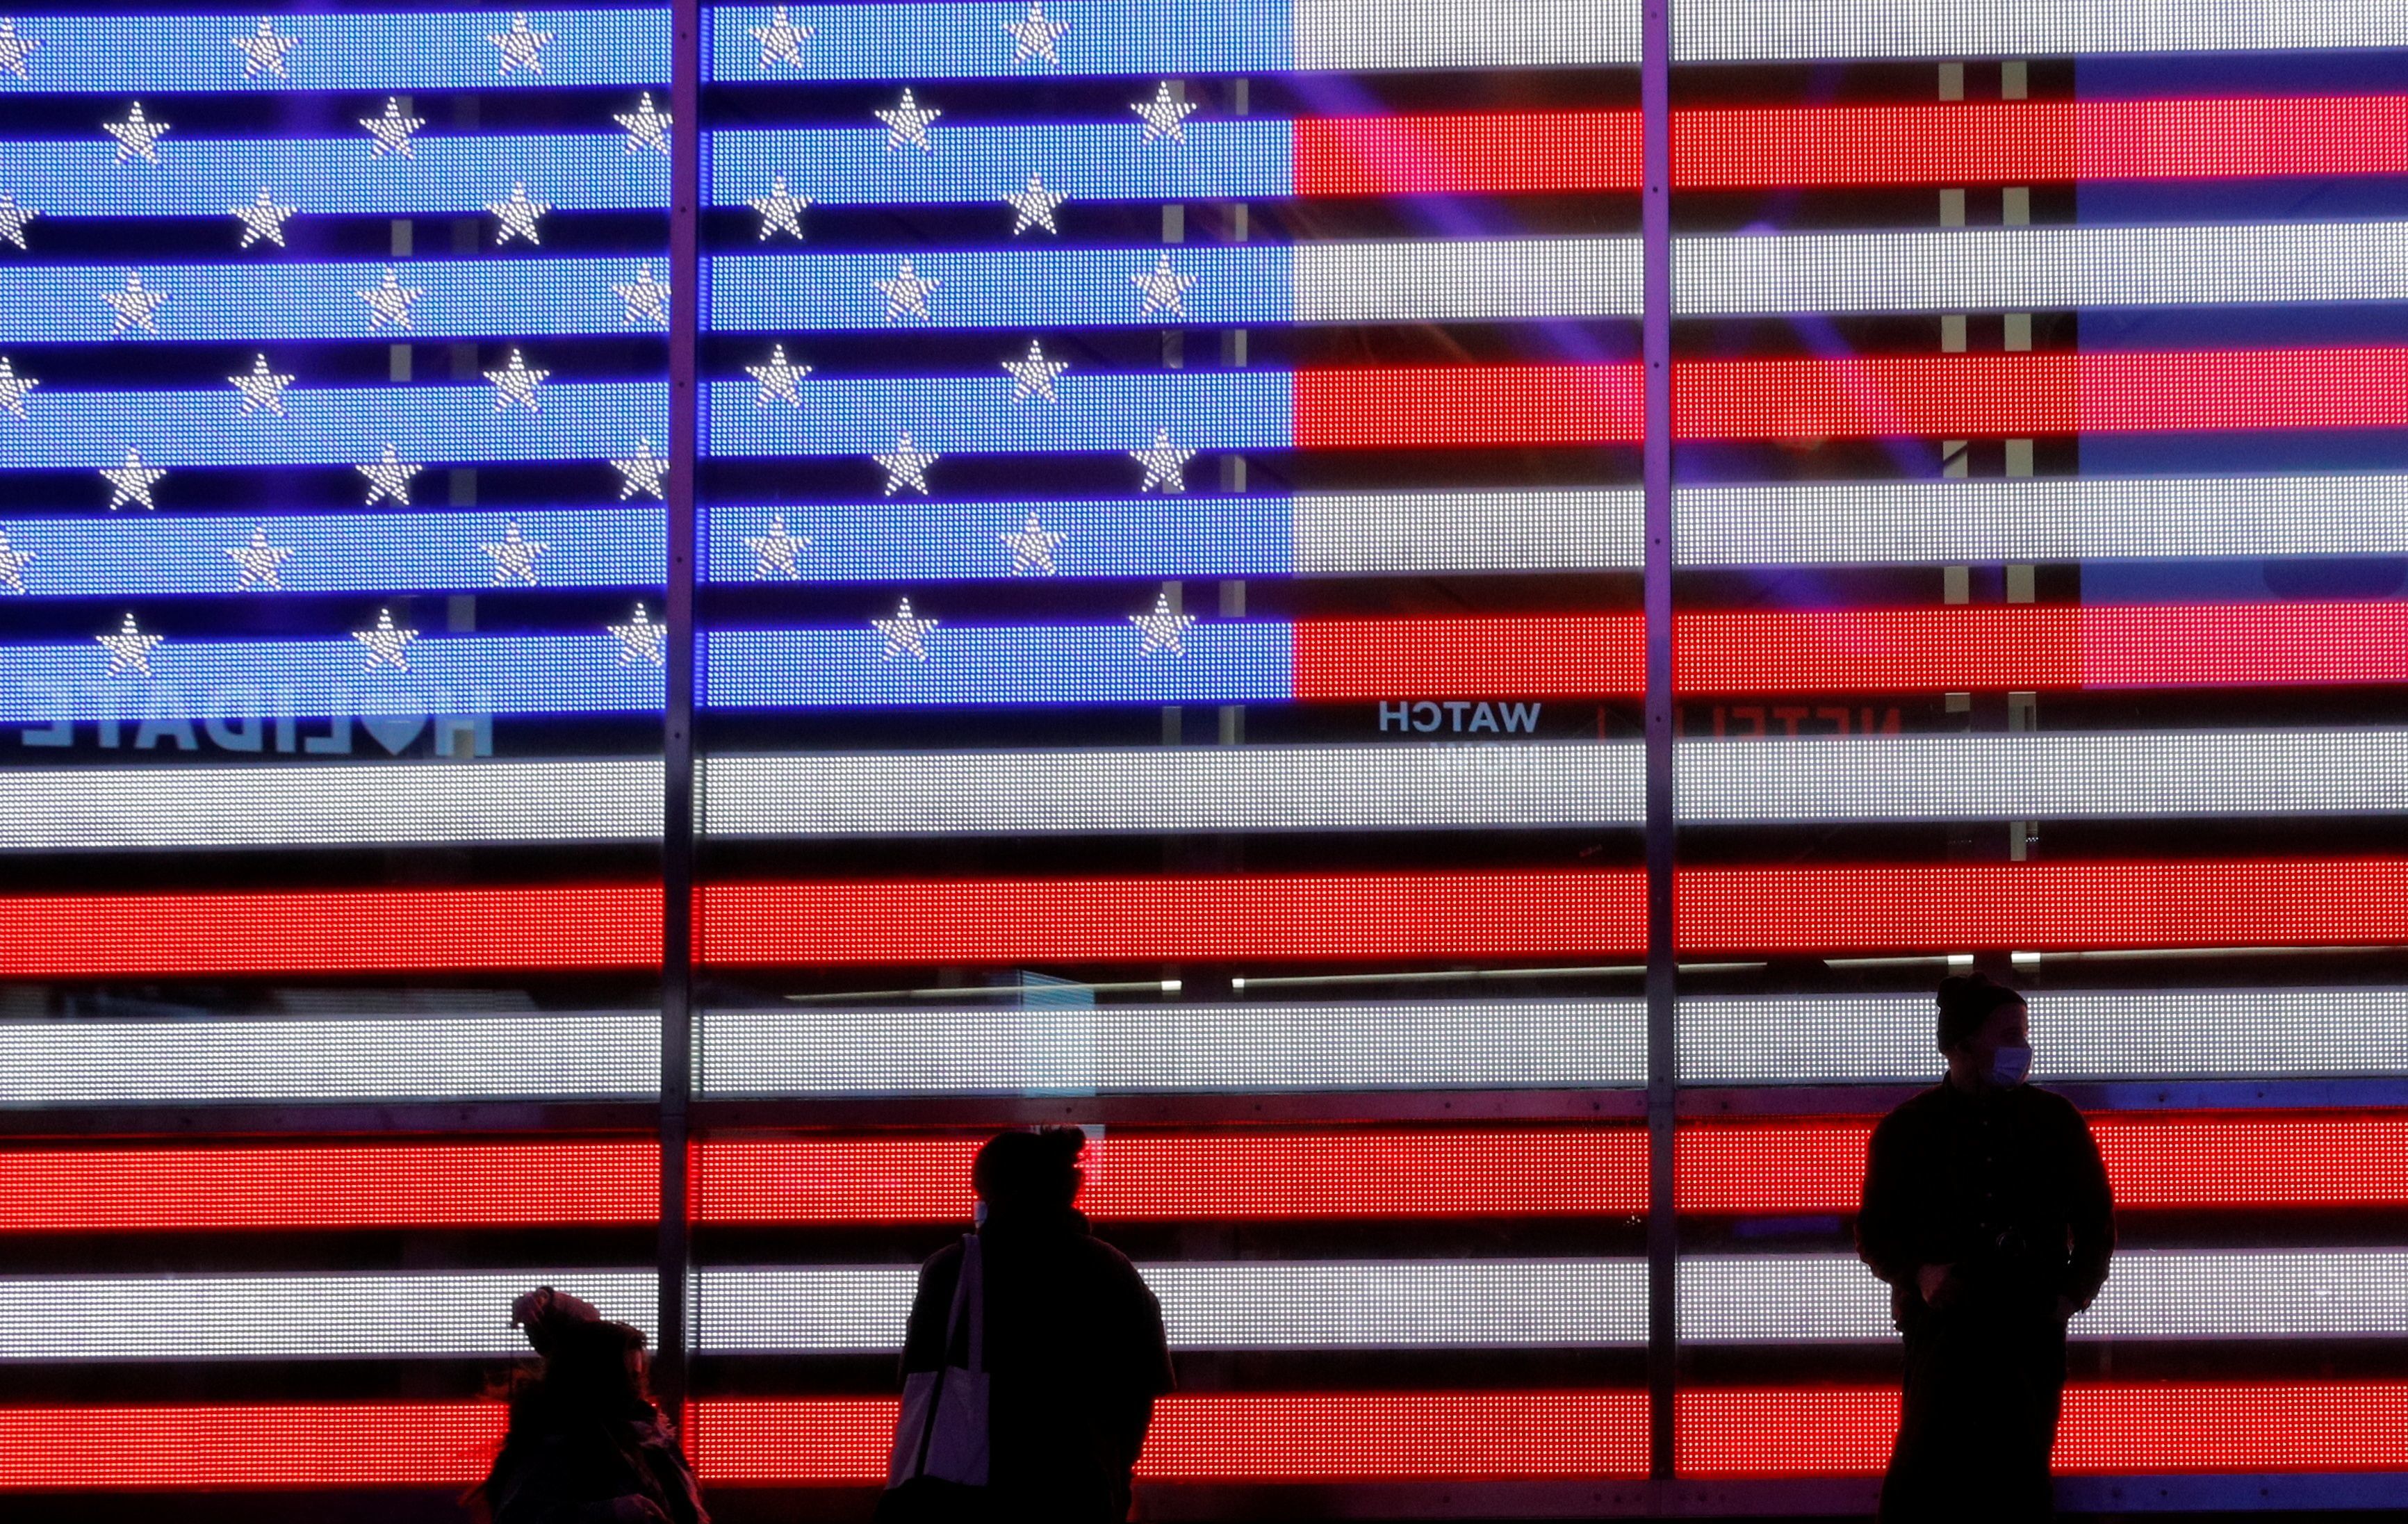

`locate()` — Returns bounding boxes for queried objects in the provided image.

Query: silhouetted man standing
[888,1127,1174,1522]
[1858,974,2115,1521]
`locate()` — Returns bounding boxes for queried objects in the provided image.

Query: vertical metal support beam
[1640,0,1678,1488]
[2001,57,2038,865]
[657,0,703,1421]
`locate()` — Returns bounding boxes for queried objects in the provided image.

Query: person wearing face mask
[1856,972,2116,1521]
[881,1127,1174,1523]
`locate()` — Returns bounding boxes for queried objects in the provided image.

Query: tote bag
[879,1234,991,1518]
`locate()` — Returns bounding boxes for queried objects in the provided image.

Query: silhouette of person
[882,1126,1174,1523]
[466,1286,710,1524]
[1858,974,2116,1521]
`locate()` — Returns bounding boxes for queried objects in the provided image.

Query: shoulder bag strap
[959,1232,983,1375]
[908,1236,983,1477]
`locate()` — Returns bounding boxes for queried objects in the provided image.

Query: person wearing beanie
[465,1286,710,1524]
[881,1126,1174,1522]
[1856,974,2116,1521]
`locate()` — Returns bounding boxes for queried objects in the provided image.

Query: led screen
[0,8,673,1515]
[0,0,2402,1514]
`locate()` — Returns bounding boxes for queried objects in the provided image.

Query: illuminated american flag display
[0,0,2403,1516]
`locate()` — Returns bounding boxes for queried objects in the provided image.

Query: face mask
[1989,1043,2033,1088]
[973,1200,989,1227]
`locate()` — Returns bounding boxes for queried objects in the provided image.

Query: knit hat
[972,1126,1086,1211]
[1937,972,2024,1051]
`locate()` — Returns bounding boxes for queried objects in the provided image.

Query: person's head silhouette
[504,1285,654,1418]
[1936,972,2032,1093]
[972,1126,1086,1219]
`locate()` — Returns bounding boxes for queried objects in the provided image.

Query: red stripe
[701,1393,1651,1484]
[1288,605,2408,697]
[1678,607,2077,693]
[695,1130,1650,1223]
[1676,860,2408,955]
[698,871,1650,965]
[1680,97,2408,188]
[1290,99,2408,197]
[1293,615,1646,700]
[1679,1384,2408,1475]
[0,1404,507,1490]
[1290,352,2408,448]
[0,883,660,978]
[1294,110,1643,196]
[14,1115,2393,1235]
[1676,1114,2408,1215]
[706,860,2408,965]
[2074,602,2408,687]
[9,1386,2402,1489]
[1675,603,2408,694]
[1673,350,2408,439]
[4,858,2402,979]
[1292,364,1644,448]
[0,1142,659,1234]
[0,1395,1648,1489]
[0,1131,1645,1235]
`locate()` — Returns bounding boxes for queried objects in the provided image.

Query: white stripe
[1677,474,2408,566]
[8,1252,2390,1360]
[1293,239,1640,325]
[1676,0,2408,61]
[0,729,2395,856]
[701,744,1642,838]
[703,1261,1648,1352]
[1683,731,2408,823]
[1685,1252,2408,1342]
[7,988,2387,1108]
[0,1012,658,1108]
[0,1263,1641,1360]
[0,1271,659,1361]
[699,1267,918,1352]
[701,987,2408,1099]
[1294,224,2407,323]
[0,758,659,853]
[1678,223,2408,316]
[1316,473,2408,577]
[710,731,2408,837]
[698,1000,1646,1096]
[1683,989,2408,1085]
[1292,488,1643,574]
[1295,0,1639,69]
